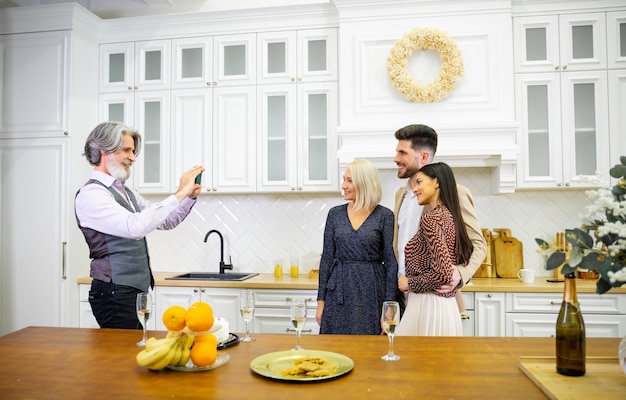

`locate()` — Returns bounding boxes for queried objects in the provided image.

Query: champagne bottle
[555,273,586,376]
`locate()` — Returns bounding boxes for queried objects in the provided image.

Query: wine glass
[290,297,307,350]
[239,289,256,342]
[136,292,152,347]
[381,301,400,361]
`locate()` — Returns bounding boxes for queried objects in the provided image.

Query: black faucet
[204,229,233,274]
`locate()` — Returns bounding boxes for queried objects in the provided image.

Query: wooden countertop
[77,273,626,294]
[1,326,621,399]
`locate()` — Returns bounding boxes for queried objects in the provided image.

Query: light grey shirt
[397,183,422,277]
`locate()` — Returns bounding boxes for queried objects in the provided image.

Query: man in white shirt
[393,124,486,313]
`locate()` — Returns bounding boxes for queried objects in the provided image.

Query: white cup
[517,269,535,283]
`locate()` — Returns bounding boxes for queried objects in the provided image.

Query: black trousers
[89,279,143,329]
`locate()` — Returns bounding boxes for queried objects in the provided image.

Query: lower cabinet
[475,292,506,337]
[460,292,475,337]
[505,292,626,338]
[252,289,319,335]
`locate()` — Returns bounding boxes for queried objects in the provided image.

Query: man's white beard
[107,157,131,183]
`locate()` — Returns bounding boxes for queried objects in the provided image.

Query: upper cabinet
[257,82,338,192]
[99,40,171,93]
[514,10,620,189]
[608,11,626,69]
[214,34,256,87]
[171,37,213,89]
[257,28,338,192]
[513,13,606,73]
[0,31,71,138]
[257,28,337,84]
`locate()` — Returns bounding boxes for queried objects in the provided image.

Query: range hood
[336,123,520,194]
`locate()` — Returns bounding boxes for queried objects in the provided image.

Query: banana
[185,333,195,349]
[136,337,177,368]
[145,337,159,351]
[168,340,184,366]
[178,345,191,367]
[147,340,179,370]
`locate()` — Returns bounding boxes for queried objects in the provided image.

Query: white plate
[166,352,230,372]
[250,350,354,382]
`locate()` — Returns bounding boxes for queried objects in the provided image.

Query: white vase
[618,336,626,375]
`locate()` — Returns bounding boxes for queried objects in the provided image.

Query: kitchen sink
[165,272,258,281]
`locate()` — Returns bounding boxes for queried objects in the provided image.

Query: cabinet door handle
[550,301,560,305]
[286,328,312,333]
[61,241,67,280]
[460,314,471,320]
[285,297,314,302]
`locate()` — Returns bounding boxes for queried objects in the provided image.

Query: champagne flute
[381,301,400,361]
[136,292,152,347]
[290,297,307,350]
[239,290,256,342]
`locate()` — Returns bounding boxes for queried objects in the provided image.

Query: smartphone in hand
[195,172,202,185]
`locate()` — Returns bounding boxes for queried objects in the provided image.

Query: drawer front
[79,284,90,301]
[253,307,320,334]
[254,289,317,309]
[505,313,626,338]
[506,293,626,314]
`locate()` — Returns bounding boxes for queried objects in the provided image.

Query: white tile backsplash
[146,168,587,278]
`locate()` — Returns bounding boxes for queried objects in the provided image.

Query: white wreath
[387,27,464,103]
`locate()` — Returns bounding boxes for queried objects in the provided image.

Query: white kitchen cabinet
[460,292,475,337]
[608,69,626,168]
[155,286,242,332]
[209,86,257,193]
[607,11,626,69]
[99,40,170,94]
[513,9,619,189]
[213,34,256,87]
[0,138,69,334]
[257,82,338,192]
[0,31,70,138]
[505,292,626,337]
[475,292,505,337]
[515,70,609,189]
[171,37,213,89]
[513,13,606,74]
[172,86,258,193]
[257,28,337,85]
[98,90,171,193]
[252,289,319,334]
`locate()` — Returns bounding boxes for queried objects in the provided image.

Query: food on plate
[280,356,337,377]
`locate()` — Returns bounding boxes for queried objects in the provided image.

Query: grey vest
[75,180,153,291]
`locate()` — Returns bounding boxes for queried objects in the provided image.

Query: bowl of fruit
[135,301,231,372]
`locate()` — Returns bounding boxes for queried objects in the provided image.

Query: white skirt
[396,292,462,336]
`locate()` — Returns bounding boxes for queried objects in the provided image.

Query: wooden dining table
[0,326,621,399]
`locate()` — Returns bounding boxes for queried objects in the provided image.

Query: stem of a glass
[388,335,394,356]
[296,329,302,349]
[245,321,250,339]
[142,324,147,342]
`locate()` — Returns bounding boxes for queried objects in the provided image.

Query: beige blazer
[393,184,486,312]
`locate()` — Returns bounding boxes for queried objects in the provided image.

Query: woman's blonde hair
[347,159,382,211]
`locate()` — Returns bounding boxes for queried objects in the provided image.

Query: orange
[195,333,218,345]
[162,305,187,331]
[190,341,218,367]
[185,301,214,332]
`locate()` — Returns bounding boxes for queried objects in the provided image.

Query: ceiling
[0,0,329,19]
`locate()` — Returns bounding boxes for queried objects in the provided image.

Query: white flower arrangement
[387,27,464,103]
[536,157,626,294]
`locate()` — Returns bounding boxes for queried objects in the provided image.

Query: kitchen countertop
[77,273,626,293]
[1,326,622,399]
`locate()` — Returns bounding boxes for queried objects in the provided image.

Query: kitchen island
[0,326,623,399]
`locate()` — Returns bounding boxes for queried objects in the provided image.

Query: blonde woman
[316,159,398,335]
